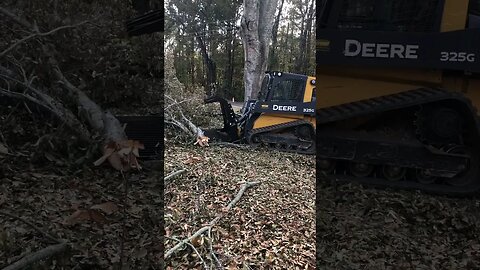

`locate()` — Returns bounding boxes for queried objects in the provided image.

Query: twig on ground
[3,243,67,270]
[166,236,209,269]
[187,241,208,269]
[209,142,247,148]
[208,227,223,269]
[2,243,67,270]
[0,211,68,270]
[164,169,186,182]
[164,181,260,259]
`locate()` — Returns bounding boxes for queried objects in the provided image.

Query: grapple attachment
[203,96,240,142]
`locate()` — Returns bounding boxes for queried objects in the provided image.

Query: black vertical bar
[434,0,447,32]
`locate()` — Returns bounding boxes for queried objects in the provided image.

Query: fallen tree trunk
[0,72,91,142]
[54,68,142,171]
[0,7,143,171]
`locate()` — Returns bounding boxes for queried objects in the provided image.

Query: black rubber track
[248,119,316,155]
[316,88,480,196]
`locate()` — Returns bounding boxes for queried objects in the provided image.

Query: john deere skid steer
[317,0,480,195]
[205,71,316,154]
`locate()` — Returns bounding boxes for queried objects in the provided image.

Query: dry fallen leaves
[184,155,203,164]
[165,143,316,268]
[90,202,119,215]
[190,235,204,247]
[63,201,119,225]
[63,209,107,226]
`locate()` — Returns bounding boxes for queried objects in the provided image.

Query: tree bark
[240,0,279,101]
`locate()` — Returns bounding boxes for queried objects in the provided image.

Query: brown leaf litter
[164,142,315,269]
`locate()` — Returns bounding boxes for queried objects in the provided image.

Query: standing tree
[240,0,279,100]
[293,0,315,74]
[268,0,286,71]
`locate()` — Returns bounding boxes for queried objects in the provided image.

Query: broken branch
[0,20,89,58]
[165,94,206,139]
[164,181,260,259]
[2,243,67,270]
[164,169,186,182]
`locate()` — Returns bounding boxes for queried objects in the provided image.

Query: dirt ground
[164,142,315,269]
[317,177,480,270]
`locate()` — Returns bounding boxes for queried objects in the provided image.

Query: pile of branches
[0,1,161,170]
[164,53,221,146]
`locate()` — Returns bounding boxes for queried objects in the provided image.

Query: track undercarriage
[247,121,316,155]
[204,96,316,155]
[317,88,480,195]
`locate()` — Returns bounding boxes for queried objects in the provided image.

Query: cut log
[54,68,141,171]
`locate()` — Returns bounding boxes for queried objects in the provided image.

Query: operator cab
[258,71,308,102]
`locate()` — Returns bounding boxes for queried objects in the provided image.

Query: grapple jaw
[204,96,240,142]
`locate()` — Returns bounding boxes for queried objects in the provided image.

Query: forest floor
[317,178,480,269]
[0,101,162,269]
[164,142,315,269]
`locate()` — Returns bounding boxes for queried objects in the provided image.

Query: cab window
[271,79,305,102]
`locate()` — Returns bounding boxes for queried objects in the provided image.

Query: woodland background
[165,0,315,100]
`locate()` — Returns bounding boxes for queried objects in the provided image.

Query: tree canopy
[166,0,315,101]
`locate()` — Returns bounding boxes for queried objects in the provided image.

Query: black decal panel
[318,29,480,72]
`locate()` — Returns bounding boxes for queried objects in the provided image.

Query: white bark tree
[240,0,279,101]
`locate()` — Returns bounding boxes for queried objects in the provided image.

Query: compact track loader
[317,0,480,195]
[206,71,316,154]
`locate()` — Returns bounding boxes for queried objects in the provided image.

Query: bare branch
[0,76,92,141]
[0,20,89,58]
[165,181,260,259]
[208,227,223,269]
[2,243,67,270]
[165,117,192,135]
[165,94,205,138]
[0,87,49,111]
[164,169,186,182]
[164,96,202,111]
